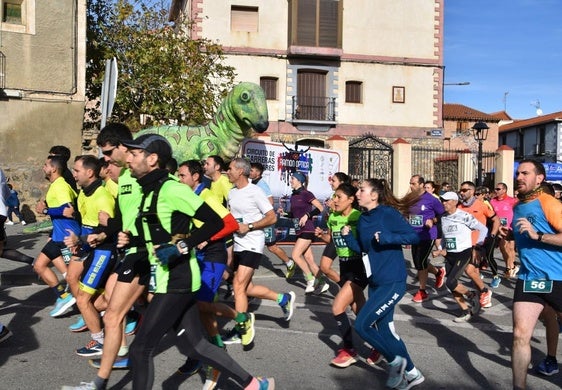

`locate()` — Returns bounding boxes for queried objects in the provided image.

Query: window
[2,0,21,24]
[456,121,469,134]
[296,70,327,120]
[1,0,35,34]
[289,0,342,48]
[231,6,258,32]
[260,77,278,100]
[345,81,362,103]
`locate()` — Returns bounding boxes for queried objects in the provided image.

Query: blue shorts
[79,248,116,295]
[196,261,227,302]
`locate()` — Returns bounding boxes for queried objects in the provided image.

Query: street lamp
[472,121,489,186]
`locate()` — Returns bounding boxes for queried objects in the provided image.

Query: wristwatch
[248,223,255,231]
[537,232,544,242]
[42,208,49,215]
[177,240,189,255]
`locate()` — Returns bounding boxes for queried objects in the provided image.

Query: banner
[242,139,341,201]
[242,139,341,243]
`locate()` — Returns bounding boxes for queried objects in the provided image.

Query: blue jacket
[344,205,419,286]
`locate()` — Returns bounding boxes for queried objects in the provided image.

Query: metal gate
[348,135,393,183]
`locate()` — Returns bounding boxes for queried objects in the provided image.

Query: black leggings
[129,292,253,389]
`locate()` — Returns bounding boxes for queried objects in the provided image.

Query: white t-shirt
[228,182,273,254]
[441,209,487,253]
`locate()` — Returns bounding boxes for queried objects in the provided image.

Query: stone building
[0,0,86,204]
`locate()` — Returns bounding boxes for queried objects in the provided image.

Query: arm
[341,225,362,253]
[238,209,277,235]
[377,209,420,246]
[184,202,224,249]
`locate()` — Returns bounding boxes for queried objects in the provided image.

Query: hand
[299,215,308,226]
[341,225,351,236]
[63,229,79,248]
[432,249,446,258]
[424,219,434,229]
[87,233,106,248]
[374,231,381,242]
[62,203,75,218]
[154,243,181,266]
[117,231,131,249]
[515,217,538,240]
[35,200,46,214]
[314,227,324,237]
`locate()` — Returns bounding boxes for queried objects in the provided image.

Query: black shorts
[296,232,315,241]
[340,256,368,289]
[513,279,562,312]
[233,250,262,271]
[41,240,66,260]
[116,250,151,286]
[411,239,434,270]
[321,241,337,260]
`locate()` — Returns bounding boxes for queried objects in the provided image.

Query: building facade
[0,0,86,201]
[173,0,444,147]
[499,111,562,163]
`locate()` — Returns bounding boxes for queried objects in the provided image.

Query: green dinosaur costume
[137,82,269,162]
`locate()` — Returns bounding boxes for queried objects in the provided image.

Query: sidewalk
[0,223,48,286]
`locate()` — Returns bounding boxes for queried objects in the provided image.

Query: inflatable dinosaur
[136,82,269,162]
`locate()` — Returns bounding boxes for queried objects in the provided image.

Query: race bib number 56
[523,280,553,294]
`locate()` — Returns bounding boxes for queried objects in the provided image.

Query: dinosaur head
[230,82,269,135]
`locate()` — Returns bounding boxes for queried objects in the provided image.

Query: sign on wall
[242,139,341,201]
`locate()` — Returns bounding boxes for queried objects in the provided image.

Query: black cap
[122,134,172,165]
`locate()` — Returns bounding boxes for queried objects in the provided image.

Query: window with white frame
[1,0,35,34]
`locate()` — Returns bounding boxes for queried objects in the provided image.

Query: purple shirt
[408,192,444,240]
[290,188,317,234]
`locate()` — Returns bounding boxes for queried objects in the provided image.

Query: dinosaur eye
[240,91,251,102]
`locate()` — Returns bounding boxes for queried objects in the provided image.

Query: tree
[85,0,236,131]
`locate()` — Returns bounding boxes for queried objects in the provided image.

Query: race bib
[409,215,423,227]
[444,237,457,251]
[264,226,274,243]
[523,280,553,294]
[332,231,347,249]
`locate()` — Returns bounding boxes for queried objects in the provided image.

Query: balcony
[291,96,336,126]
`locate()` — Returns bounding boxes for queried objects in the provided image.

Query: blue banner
[514,162,562,181]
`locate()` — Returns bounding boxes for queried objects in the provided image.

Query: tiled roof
[489,110,512,121]
[499,110,562,133]
[443,104,501,122]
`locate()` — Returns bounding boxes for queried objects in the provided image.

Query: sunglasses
[459,188,471,192]
[102,146,117,157]
[495,188,503,191]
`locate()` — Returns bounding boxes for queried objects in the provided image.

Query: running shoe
[4,220,14,225]
[223,282,234,299]
[285,261,296,279]
[21,220,26,225]
[330,348,357,368]
[280,291,296,321]
[222,328,242,345]
[177,357,202,376]
[453,310,472,323]
[412,290,428,303]
[489,275,501,289]
[50,294,76,317]
[313,277,330,295]
[435,267,446,289]
[480,289,493,308]
[256,377,275,389]
[367,348,383,366]
[69,315,88,332]
[535,357,559,376]
[125,311,140,335]
[238,312,255,347]
[505,265,520,279]
[89,356,130,370]
[305,278,316,293]
[202,365,221,390]
[396,368,425,390]
[76,339,103,357]
[386,356,407,388]
[0,326,12,343]
[22,219,53,234]
[61,382,97,390]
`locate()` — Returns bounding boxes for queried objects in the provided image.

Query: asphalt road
[0,223,560,389]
